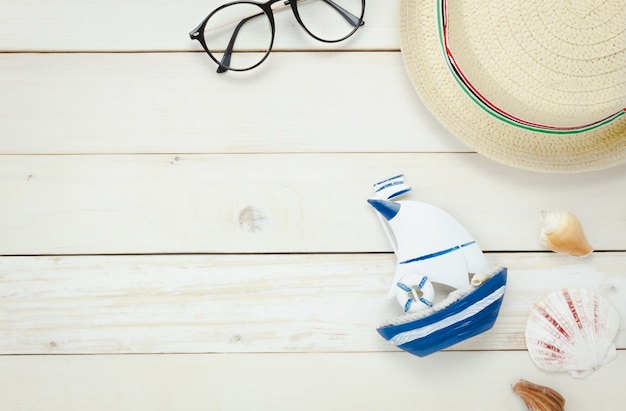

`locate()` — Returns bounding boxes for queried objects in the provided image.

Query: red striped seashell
[525,288,619,378]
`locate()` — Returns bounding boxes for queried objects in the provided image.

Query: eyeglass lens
[295,0,364,42]
[204,3,273,72]
[202,0,364,71]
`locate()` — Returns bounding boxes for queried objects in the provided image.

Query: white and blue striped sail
[369,175,490,299]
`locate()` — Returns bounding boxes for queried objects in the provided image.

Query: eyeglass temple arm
[217,13,263,73]
[318,0,364,27]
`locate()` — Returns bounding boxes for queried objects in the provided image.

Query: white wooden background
[1,1,625,410]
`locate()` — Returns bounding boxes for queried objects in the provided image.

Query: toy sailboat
[368,175,507,357]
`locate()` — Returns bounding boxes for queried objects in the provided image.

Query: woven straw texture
[399,0,626,173]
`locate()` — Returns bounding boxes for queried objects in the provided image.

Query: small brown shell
[512,380,565,411]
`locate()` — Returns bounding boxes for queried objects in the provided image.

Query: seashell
[539,210,593,257]
[512,379,565,411]
[525,288,619,378]
[470,272,489,287]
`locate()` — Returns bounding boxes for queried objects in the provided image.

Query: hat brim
[399,0,626,173]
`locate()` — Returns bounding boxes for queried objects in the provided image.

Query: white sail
[369,198,489,299]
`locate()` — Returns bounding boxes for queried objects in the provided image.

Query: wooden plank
[0,1,398,52]
[0,253,624,354]
[0,351,624,410]
[0,52,466,154]
[1,153,624,254]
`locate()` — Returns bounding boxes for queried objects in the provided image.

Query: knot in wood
[238,205,271,233]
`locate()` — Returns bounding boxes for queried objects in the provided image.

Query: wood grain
[0,52,465,154]
[1,351,624,411]
[1,0,625,409]
[1,153,624,254]
[0,1,398,52]
[1,253,624,354]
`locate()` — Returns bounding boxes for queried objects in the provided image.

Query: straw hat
[399,0,626,172]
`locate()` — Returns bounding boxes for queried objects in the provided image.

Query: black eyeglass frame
[190,0,365,73]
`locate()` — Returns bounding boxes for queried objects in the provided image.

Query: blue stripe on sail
[373,175,411,199]
[399,241,476,265]
[374,174,404,191]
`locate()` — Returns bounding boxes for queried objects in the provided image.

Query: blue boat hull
[377,268,507,357]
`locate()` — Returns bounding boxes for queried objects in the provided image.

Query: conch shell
[512,380,565,411]
[539,210,593,257]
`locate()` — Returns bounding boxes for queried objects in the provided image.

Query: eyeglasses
[190,0,365,73]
